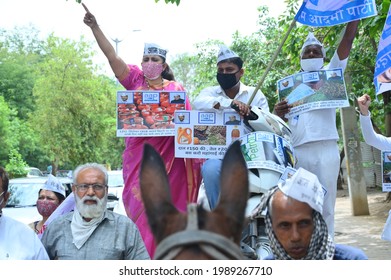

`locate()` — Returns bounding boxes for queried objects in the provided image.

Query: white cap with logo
[42,174,66,197]
[300,32,326,58]
[143,43,167,59]
[217,45,239,64]
[278,167,324,213]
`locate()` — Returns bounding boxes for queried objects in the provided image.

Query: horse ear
[213,141,249,238]
[140,143,178,240]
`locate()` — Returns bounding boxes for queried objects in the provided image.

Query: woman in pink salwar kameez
[83,4,202,258]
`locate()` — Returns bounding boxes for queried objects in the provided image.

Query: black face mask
[216,71,240,90]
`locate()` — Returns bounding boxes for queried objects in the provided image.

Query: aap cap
[42,174,66,197]
[300,32,326,58]
[217,45,239,64]
[278,167,324,213]
[143,43,167,59]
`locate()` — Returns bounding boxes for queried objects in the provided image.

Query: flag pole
[247,18,297,106]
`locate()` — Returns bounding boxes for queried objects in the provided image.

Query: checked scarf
[259,186,335,260]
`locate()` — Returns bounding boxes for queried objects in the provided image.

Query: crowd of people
[1,3,389,260]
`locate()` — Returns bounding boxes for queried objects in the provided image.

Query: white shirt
[288,52,348,147]
[360,112,391,151]
[192,82,269,112]
[0,214,49,260]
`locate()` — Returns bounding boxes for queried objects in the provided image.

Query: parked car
[56,170,73,178]
[25,167,44,177]
[2,176,73,225]
[107,170,125,215]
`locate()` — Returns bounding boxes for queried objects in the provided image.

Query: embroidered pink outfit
[119,64,202,257]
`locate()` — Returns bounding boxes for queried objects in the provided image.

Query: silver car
[25,167,44,177]
[107,170,126,215]
[3,177,72,225]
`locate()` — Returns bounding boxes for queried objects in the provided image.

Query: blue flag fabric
[374,6,391,96]
[295,0,377,27]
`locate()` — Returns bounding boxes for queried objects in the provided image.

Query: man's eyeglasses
[74,184,107,193]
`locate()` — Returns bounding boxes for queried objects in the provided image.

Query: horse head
[139,141,249,259]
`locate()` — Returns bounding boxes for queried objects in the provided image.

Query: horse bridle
[153,203,244,260]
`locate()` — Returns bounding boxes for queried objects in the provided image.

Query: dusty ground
[334,187,391,260]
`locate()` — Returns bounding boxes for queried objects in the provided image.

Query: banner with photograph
[116,90,186,137]
[239,131,295,174]
[277,68,349,118]
[381,151,391,192]
[174,110,244,159]
[295,0,377,27]
[374,5,391,96]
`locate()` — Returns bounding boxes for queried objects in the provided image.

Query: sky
[0,0,288,77]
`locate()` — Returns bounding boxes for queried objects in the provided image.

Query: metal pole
[247,19,297,106]
[111,38,123,55]
[111,38,123,85]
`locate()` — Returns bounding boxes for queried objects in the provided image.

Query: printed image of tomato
[165,106,176,114]
[160,100,170,108]
[193,137,200,145]
[145,116,155,125]
[141,110,152,117]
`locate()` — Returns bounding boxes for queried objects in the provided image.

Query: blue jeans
[201,159,222,210]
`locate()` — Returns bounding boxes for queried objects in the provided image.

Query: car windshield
[6,182,42,207]
[108,172,124,187]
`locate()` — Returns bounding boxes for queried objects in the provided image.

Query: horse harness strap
[154,204,244,260]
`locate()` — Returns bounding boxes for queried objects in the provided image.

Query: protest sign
[174,110,244,159]
[295,0,377,27]
[381,151,391,192]
[116,90,186,137]
[277,68,349,118]
[239,131,295,174]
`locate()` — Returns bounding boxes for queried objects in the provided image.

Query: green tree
[30,34,123,173]
[5,149,28,179]
[0,26,46,168]
[0,96,12,166]
[0,26,42,120]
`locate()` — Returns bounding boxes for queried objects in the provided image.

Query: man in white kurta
[193,45,269,209]
[0,215,49,260]
[274,21,360,237]
[0,166,49,260]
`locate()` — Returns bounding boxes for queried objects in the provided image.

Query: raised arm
[357,93,371,116]
[337,20,359,60]
[358,94,391,150]
[82,3,128,79]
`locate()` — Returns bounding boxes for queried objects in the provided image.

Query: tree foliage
[0,96,12,166]
[30,35,123,171]
[0,28,124,171]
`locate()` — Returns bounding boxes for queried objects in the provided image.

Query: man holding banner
[273,0,378,238]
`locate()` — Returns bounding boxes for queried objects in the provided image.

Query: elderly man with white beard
[41,163,150,260]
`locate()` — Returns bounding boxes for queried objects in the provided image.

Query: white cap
[143,43,167,59]
[42,174,66,197]
[278,167,324,213]
[217,45,239,64]
[300,32,326,58]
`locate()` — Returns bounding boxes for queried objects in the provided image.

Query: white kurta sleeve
[360,112,391,151]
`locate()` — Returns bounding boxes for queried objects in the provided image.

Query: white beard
[75,192,107,219]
